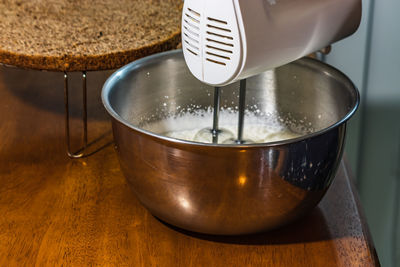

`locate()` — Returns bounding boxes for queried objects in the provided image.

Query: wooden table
[0,66,380,266]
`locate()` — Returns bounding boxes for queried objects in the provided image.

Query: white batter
[142,109,303,144]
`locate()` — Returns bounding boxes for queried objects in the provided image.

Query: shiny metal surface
[64,71,88,158]
[211,86,220,144]
[236,79,247,144]
[102,50,359,235]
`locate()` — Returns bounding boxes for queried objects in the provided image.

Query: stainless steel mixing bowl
[102,50,359,235]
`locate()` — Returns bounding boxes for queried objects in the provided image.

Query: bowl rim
[101,49,360,148]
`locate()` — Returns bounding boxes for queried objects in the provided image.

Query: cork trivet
[0,0,182,71]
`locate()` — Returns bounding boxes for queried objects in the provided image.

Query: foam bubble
[142,108,312,144]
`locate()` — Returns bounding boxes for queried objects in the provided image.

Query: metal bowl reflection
[102,50,359,235]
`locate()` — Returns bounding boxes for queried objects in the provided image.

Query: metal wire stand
[64,71,88,159]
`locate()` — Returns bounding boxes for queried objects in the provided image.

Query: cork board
[0,0,182,71]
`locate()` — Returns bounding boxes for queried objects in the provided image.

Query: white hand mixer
[182,0,361,144]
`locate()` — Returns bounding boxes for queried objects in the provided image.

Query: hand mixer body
[182,0,362,86]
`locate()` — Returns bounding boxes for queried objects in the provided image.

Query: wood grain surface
[0,65,380,266]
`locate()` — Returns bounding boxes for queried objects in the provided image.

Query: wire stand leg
[64,71,88,159]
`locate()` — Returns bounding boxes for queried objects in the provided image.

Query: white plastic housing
[182,0,361,86]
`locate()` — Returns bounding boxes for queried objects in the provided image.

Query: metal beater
[181,0,361,144]
[210,80,247,144]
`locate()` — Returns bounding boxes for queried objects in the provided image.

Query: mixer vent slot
[206,38,233,47]
[206,45,232,54]
[183,7,201,57]
[187,48,198,56]
[206,58,226,66]
[206,31,233,40]
[207,24,231,33]
[188,8,200,17]
[206,51,230,60]
[207,17,228,25]
[205,18,234,66]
